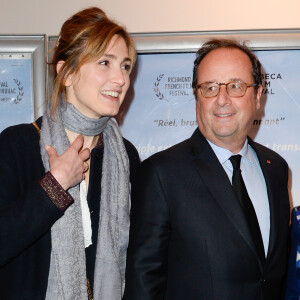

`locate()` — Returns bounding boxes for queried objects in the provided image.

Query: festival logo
[153,74,194,102]
[261,73,282,95]
[0,78,24,104]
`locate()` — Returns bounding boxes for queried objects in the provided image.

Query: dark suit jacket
[285,207,300,299]
[123,128,290,300]
[0,117,140,299]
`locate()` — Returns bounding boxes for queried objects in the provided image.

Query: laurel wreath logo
[13,79,24,104]
[153,74,194,102]
[154,74,167,101]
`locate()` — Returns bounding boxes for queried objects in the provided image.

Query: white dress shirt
[207,139,270,255]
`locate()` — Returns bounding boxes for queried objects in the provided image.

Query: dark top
[0,117,140,299]
[85,133,103,291]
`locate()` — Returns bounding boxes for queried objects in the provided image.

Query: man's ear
[56,60,73,87]
[255,85,263,110]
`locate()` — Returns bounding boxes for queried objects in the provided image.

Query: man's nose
[216,85,231,106]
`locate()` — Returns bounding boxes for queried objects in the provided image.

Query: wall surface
[1,0,300,35]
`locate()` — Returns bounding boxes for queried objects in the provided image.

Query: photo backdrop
[45,31,300,206]
[118,48,300,205]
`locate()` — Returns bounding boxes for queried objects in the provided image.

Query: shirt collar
[206,138,254,165]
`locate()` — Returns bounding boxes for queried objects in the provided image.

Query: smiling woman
[64,35,131,119]
[0,7,140,300]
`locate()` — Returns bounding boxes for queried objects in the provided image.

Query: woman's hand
[45,135,90,190]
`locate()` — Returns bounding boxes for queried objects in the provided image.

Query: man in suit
[123,39,290,300]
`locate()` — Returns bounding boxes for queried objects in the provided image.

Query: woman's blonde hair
[50,7,136,116]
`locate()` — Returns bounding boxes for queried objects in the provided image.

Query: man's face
[195,48,262,153]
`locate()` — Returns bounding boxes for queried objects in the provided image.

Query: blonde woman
[0,7,139,300]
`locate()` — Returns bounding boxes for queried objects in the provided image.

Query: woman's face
[65,35,131,119]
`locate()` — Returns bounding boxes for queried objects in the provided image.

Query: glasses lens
[201,82,219,97]
[227,82,246,97]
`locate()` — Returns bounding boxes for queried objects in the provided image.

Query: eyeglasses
[196,81,258,98]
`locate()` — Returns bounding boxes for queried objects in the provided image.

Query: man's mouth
[215,113,234,117]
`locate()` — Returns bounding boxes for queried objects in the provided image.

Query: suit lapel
[248,139,279,261]
[189,130,262,265]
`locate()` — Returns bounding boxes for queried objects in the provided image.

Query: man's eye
[231,83,241,89]
[207,85,217,91]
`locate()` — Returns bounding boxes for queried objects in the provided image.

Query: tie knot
[229,155,242,170]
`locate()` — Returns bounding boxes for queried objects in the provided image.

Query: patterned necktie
[229,155,265,262]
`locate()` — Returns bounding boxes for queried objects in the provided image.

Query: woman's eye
[122,64,131,71]
[99,60,109,66]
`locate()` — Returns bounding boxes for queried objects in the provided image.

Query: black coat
[124,128,290,300]
[0,117,139,299]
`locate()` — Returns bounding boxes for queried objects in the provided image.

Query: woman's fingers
[45,145,58,160]
[70,135,84,152]
[80,148,91,162]
[46,135,91,190]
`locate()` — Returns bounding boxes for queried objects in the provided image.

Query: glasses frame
[196,81,258,98]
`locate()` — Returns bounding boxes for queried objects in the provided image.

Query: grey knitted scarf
[40,101,131,300]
